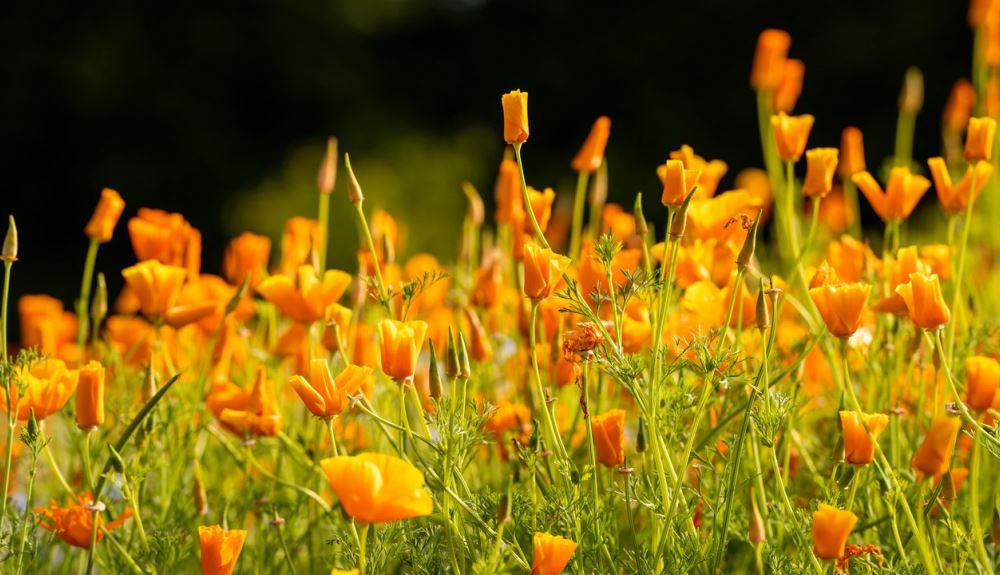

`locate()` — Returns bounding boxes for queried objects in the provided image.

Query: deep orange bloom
[839,411,889,465]
[600,204,637,241]
[256,265,352,324]
[320,452,433,524]
[127,208,202,278]
[657,159,701,207]
[377,319,428,381]
[572,116,611,173]
[620,300,652,353]
[801,148,839,198]
[668,145,728,198]
[943,79,976,133]
[750,29,791,91]
[0,358,78,421]
[826,235,876,282]
[811,504,857,560]
[121,260,187,319]
[964,356,1000,410]
[36,493,131,549]
[76,361,105,430]
[523,243,571,300]
[198,525,247,575]
[912,415,961,479]
[871,246,930,315]
[919,244,953,280]
[816,187,855,234]
[809,278,871,338]
[965,116,997,161]
[494,159,523,225]
[224,232,271,288]
[532,532,578,575]
[289,359,372,419]
[501,90,530,144]
[277,217,319,276]
[470,253,502,308]
[770,112,814,162]
[218,367,282,437]
[839,127,866,177]
[772,58,804,113]
[591,408,625,467]
[17,295,76,356]
[928,157,993,213]
[895,272,950,330]
[85,188,125,243]
[852,167,930,222]
[523,187,556,233]
[463,307,494,362]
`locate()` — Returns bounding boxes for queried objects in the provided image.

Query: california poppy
[839,127,866,178]
[852,167,931,223]
[895,272,950,330]
[839,410,889,465]
[809,277,871,338]
[122,260,187,319]
[811,504,857,560]
[571,116,611,173]
[750,29,791,91]
[669,145,728,198]
[494,159,523,225]
[217,367,282,437]
[523,244,571,300]
[224,232,271,288]
[912,415,961,479]
[377,319,428,381]
[85,188,125,243]
[290,359,372,419]
[771,112,814,162]
[277,217,319,276]
[0,358,78,421]
[37,493,131,549]
[943,79,976,134]
[531,532,578,575]
[801,148,839,198]
[256,265,352,324]
[965,116,997,161]
[772,58,804,113]
[928,157,993,213]
[591,408,626,467]
[501,90,530,145]
[964,355,1000,410]
[320,452,433,524]
[76,360,105,430]
[198,525,247,575]
[658,159,702,207]
[127,208,202,279]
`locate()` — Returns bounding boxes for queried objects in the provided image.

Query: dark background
[0,0,971,318]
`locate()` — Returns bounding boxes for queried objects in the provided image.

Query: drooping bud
[899,67,924,114]
[755,278,770,331]
[633,193,648,237]
[458,331,472,379]
[428,339,443,399]
[91,272,108,326]
[749,494,766,545]
[317,137,338,194]
[669,188,697,239]
[344,153,365,205]
[2,215,17,262]
[444,328,460,378]
[736,210,762,269]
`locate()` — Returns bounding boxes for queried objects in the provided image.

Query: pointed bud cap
[92,273,108,324]
[669,188,697,239]
[428,339,443,399]
[344,153,365,204]
[755,278,770,331]
[2,215,17,262]
[458,331,472,378]
[633,193,648,236]
[445,328,460,378]
[736,210,762,269]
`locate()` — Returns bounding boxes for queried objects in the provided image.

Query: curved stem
[75,237,100,363]
[513,144,550,250]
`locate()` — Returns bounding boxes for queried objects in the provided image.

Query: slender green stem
[513,144,550,249]
[788,197,821,275]
[317,191,330,272]
[13,445,38,575]
[528,300,568,461]
[1,260,12,359]
[274,510,299,575]
[969,423,994,575]
[844,179,862,239]
[894,109,916,168]
[769,447,825,575]
[581,368,603,558]
[569,170,591,259]
[353,203,392,317]
[82,430,94,491]
[75,237,100,362]
[358,522,369,575]
[43,439,74,497]
[0,417,15,533]
[326,418,340,457]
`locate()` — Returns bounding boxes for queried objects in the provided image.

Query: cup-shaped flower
[224,232,271,288]
[928,157,992,213]
[256,265,352,324]
[657,159,701,207]
[750,29,791,91]
[122,260,187,319]
[852,167,931,223]
[571,116,611,173]
[811,504,857,560]
[127,208,202,278]
[912,415,961,479]
[198,525,247,575]
[772,58,804,113]
[218,367,282,437]
[964,356,1000,411]
[965,116,997,161]
[76,360,105,430]
[531,532,578,575]
[809,280,871,338]
[895,272,950,330]
[770,112,814,162]
[290,359,372,419]
[591,408,626,467]
[320,452,433,524]
[502,90,529,144]
[85,188,125,243]
[523,243,571,300]
[0,358,78,421]
[36,493,131,549]
[378,319,428,381]
[802,148,839,198]
[839,410,889,465]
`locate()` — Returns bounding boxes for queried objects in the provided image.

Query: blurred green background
[0,0,971,310]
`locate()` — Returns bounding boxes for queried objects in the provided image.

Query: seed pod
[496,493,510,524]
[669,188,697,239]
[428,339,443,399]
[317,137,338,194]
[344,153,365,205]
[2,215,17,262]
[193,467,208,516]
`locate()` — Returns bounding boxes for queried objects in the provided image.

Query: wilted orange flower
[912,415,961,479]
[802,148,839,198]
[0,358,78,421]
[321,452,433,524]
[501,90,529,144]
[808,277,871,338]
[256,265,352,324]
[895,272,950,330]
[532,532,578,575]
[37,493,131,549]
[928,157,993,213]
[750,29,791,91]
[964,356,1000,410]
[289,359,372,419]
[198,524,247,575]
[76,361,105,430]
[85,188,125,243]
[668,145,728,198]
[811,504,857,560]
[591,408,626,467]
[122,259,187,319]
[840,411,888,465]
[852,167,931,223]
[18,295,76,356]
[523,243,571,300]
[218,367,282,437]
[224,232,271,288]
[572,116,611,173]
[965,116,997,161]
[943,79,976,133]
[771,112,814,162]
[128,208,202,278]
[772,58,804,113]
[839,127,866,177]
[657,159,701,207]
[377,319,428,381]
[278,217,319,276]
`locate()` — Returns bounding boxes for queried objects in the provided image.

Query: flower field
[4,5,1000,575]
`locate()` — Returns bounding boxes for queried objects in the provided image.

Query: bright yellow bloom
[839,410,889,465]
[377,319,428,381]
[895,272,950,330]
[320,452,433,524]
[811,504,857,560]
[852,167,931,223]
[770,112,814,161]
[501,90,530,144]
[256,265,352,324]
[198,525,247,575]
[801,148,839,198]
[84,188,125,243]
[0,358,78,421]
[523,243,571,300]
[122,260,187,319]
[289,359,372,419]
[531,532,578,575]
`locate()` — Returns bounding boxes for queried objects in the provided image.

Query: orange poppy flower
[494,159,523,225]
[320,452,433,524]
[928,157,993,214]
[871,246,930,314]
[218,367,282,437]
[17,295,76,356]
[463,307,493,362]
[127,208,202,279]
[121,260,187,319]
[657,159,701,207]
[895,272,950,330]
[470,253,502,308]
[76,361,105,430]
[750,29,791,91]
[277,217,319,276]
[912,415,961,479]
[620,299,652,353]
[839,410,889,465]
[571,116,611,173]
[591,408,626,467]
[36,493,131,549]
[811,504,857,560]
[224,232,271,288]
[801,148,839,198]
[84,188,125,243]
[532,532,578,575]
[965,116,997,161]
[943,79,976,134]
[501,90,529,145]
[577,243,642,306]
[0,358,78,421]
[256,265,352,324]
[289,359,372,419]
[485,400,533,452]
[668,145,728,198]
[600,204,637,241]
[826,235,876,282]
[816,187,854,234]
[377,319,428,381]
[964,356,1000,410]
[685,190,765,244]
[772,58,804,113]
[198,525,247,575]
[919,245,952,280]
[808,277,871,338]
[852,167,931,223]
[839,127,866,178]
[770,112,814,162]
[522,187,556,234]
[523,243,571,301]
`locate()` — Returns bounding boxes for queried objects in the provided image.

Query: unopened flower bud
[428,339,443,399]
[445,328,460,378]
[669,189,697,239]
[193,468,208,516]
[736,210,762,269]
[344,153,365,204]
[91,273,108,325]
[755,279,770,331]
[636,417,647,453]
[497,493,511,524]
[633,193,648,237]
[142,359,157,403]
[458,332,472,379]
[2,215,17,262]
[317,137,338,194]
[899,67,924,114]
